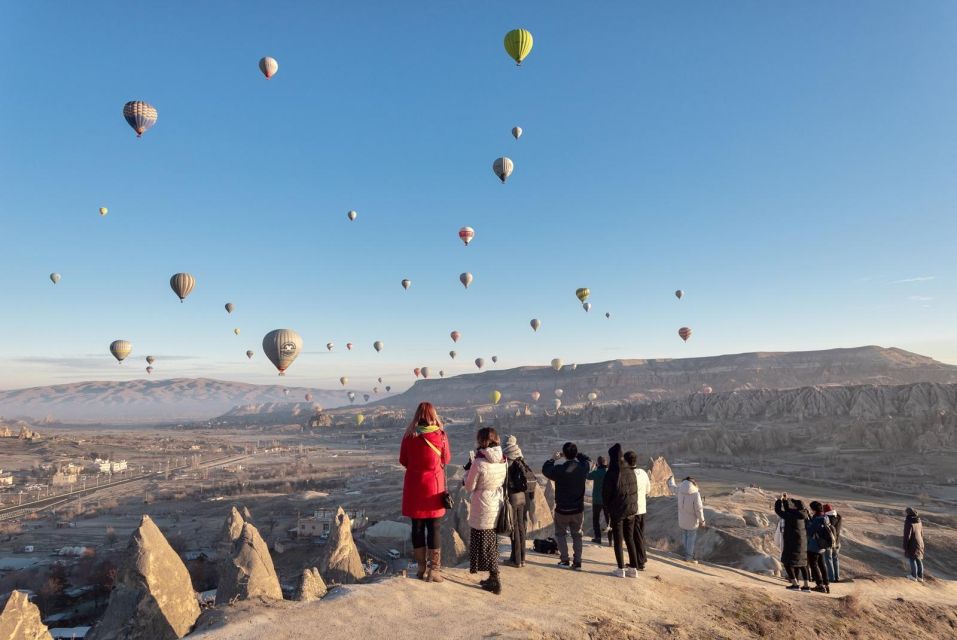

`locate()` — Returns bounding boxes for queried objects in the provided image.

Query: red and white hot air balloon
[414,368,421,378]
[346,343,353,351]
[458,226,475,246]
[259,56,279,79]
[450,330,461,343]
[678,327,692,342]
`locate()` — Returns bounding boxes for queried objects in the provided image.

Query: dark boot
[426,549,444,583]
[481,572,501,595]
[413,547,427,580]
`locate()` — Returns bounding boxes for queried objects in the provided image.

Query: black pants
[611,516,639,569]
[785,564,809,583]
[592,505,609,540]
[807,552,829,586]
[508,495,528,564]
[633,513,647,568]
[411,517,441,550]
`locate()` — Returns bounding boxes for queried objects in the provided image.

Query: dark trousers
[785,564,809,583]
[633,513,647,568]
[592,505,609,540]
[411,517,441,550]
[611,516,639,569]
[807,552,829,586]
[508,496,528,564]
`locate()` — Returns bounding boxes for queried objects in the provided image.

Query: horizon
[3,2,956,392]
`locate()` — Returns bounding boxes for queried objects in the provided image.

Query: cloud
[893,276,935,283]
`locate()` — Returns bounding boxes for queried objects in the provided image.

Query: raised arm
[542,458,558,481]
[465,460,481,493]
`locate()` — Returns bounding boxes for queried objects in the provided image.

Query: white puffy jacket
[634,468,651,515]
[465,446,508,530]
[677,479,705,530]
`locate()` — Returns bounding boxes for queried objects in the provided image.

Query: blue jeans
[681,528,697,560]
[909,557,924,579]
[823,548,840,582]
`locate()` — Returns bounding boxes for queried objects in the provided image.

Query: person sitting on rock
[542,442,591,570]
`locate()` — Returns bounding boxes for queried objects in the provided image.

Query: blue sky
[1,1,956,391]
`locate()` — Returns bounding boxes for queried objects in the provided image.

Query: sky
[1,1,956,392]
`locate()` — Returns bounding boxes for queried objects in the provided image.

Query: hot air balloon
[550,358,563,372]
[146,355,155,365]
[109,340,132,363]
[413,368,421,378]
[678,327,692,342]
[373,386,379,393]
[512,126,522,140]
[225,303,234,314]
[246,350,254,359]
[582,302,592,312]
[99,207,108,216]
[439,370,445,377]
[373,341,383,352]
[233,328,241,335]
[555,389,564,398]
[327,342,334,351]
[348,391,356,402]
[587,392,598,402]
[449,350,457,359]
[146,366,153,375]
[490,390,502,405]
[458,226,475,246]
[259,56,278,79]
[401,279,411,290]
[49,273,60,285]
[571,364,578,371]
[675,290,684,300]
[169,273,196,302]
[475,358,485,369]
[575,288,590,303]
[530,318,541,332]
[552,399,562,411]
[450,331,461,343]
[356,414,365,426]
[123,101,157,137]
[305,393,313,402]
[421,367,431,379]
[605,312,611,319]
[283,388,290,397]
[531,391,540,402]
[459,272,473,289]
[346,343,353,351]
[377,377,383,384]
[385,385,392,392]
[504,29,534,65]
[492,157,513,183]
[347,210,357,221]
[262,329,302,376]
[339,377,348,386]
[491,356,498,364]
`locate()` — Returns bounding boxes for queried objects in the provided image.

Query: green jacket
[587,466,607,506]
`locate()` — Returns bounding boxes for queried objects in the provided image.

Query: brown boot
[413,547,427,580]
[426,549,444,583]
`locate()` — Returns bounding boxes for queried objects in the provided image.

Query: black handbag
[495,469,513,535]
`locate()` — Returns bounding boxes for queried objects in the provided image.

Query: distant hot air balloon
[475,358,485,369]
[348,391,356,402]
[550,358,563,372]
[571,363,578,371]
[605,312,611,319]
[346,343,353,351]
[49,273,61,285]
[99,207,108,216]
[530,318,541,332]
[554,389,564,398]
[587,392,598,402]
[225,303,235,314]
[459,272,473,289]
[504,29,534,65]
[377,377,383,383]
[373,386,379,393]
[109,340,132,363]
[413,368,421,378]
[283,389,289,397]
[458,226,475,246]
[246,350,254,359]
[385,385,392,392]
[347,210,357,221]
[678,327,692,342]
[401,279,411,290]
[575,288,590,303]
[262,328,302,376]
[491,355,498,364]
[327,342,334,351]
[531,391,540,402]
[582,302,592,313]
[339,377,348,386]
[552,399,562,411]
[373,341,384,352]
[492,157,513,183]
[169,273,196,302]
[512,126,522,140]
[123,101,158,137]
[362,392,370,401]
[146,356,155,365]
[421,367,431,379]
[439,370,445,377]
[450,331,461,343]
[305,393,313,402]
[449,350,457,359]
[675,290,684,300]
[233,328,240,335]
[259,56,279,79]
[490,390,502,405]
[356,414,365,426]
[146,366,153,375]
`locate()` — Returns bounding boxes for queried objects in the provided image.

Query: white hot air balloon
[552,398,562,411]
[587,392,598,402]
[530,318,541,332]
[512,126,522,140]
[550,358,563,372]
[420,367,431,379]
[327,342,334,351]
[554,389,564,398]
[347,210,357,221]
[259,56,279,78]
[49,273,61,285]
[373,340,384,352]
[493,157,514,183]
[459,272,473,289]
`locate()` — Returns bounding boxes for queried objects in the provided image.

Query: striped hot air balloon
[492,157,513,183]
[109,340,132,363]
[169,273,196,302]
[262,329,302,375]
[678,327,693,342]
[504,29,534,65]
[122,101,157,137]
[458,226,475,246]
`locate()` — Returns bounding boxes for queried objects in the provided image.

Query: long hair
[476,426,500,449]
[404,402,443,438]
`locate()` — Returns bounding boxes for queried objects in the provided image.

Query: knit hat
[502,434,523,460]
[822,503,833,513]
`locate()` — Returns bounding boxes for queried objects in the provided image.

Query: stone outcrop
[647,457,674,498]
[451,494,471,549]
[215,521,283,604]
[0,590,52,640]
[222,506,245,545]
[318,506,365,585]
[88,515,200,640]
[528,481,554,533]
[441,525,468,567]
[296,567,327,601]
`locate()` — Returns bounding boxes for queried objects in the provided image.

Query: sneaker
[557,560,571,569]
[800,585,811,592]
[613,567,627,578]
[786,584,801,590]
[824,585,830,594]
[572,562,582,571]
[637,564,646,571]
[591,537,601,544]
[907,575,918,582]
[812,586,827,593]
[625,567,638,578]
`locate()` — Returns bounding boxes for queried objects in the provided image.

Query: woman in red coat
[400,402,451,582]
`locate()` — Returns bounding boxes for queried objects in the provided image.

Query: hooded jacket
[542,453,591,515]
[806,514,830,554]
[903,512,925,560]
[634,467,651,515]
[825,510,843,549]
[676,479,705,531]
[774,498,808,567]
[399,429,451,519]
[587,465,607,507]
[464,445,508,530]
[602,444,638,520]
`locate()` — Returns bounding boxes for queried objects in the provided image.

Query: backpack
[533,537,558,555]
[812,518,836,550]
[507,459,532,494]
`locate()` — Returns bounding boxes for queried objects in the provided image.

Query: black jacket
[775,498,809,567]
[602,444,638,520]
[542,453,591,515]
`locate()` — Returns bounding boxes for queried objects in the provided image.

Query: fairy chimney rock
[0,590,52,640]
[215,521,283,604]
[296,567,328,601]
[648,456,674,498]
[319,506,365,585]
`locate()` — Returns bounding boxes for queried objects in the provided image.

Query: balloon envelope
[246,350,254,359]
[420,367,430,379]
[401,279,411,290]
[449,350,457,359]
[385,385,391,392]
[49,273,60,284]
[413,368,421,378]
[490,390,502,404]
[555,389,563,398]
[99,207,108,216]
[678,327,692,342]
[450,331,461,343]
[262,329,302,375]
[553,399,562,411]
[474,358,484,369]
[327,342,334,351]
[512,126,522,139]
[531,391,540,402]
[340,377,348,386]
[233,328,240,335]
[346,343,353,351]
[439,370,445,377]
[347,210,357,221]
[356,414,365,426]
[123,101,157,137]
[305,393,313,402]
[459,272,473,289]
[675,290,684,300]
[146,366,153,374]
[550,358,563,372]
[225,303,234,314]
[504,29,534,65]
[259,56,279,78]
[492,157,514,183]
[146,355,155,365]
[373,341,384,352]
[582,302,592,312]
[491,356,498,364]
[169,273,196,302]
[458,226,475,246]
[530,318,541,332]
[587,392,598,401]
[575,288,590,303]
[109,340,132,363]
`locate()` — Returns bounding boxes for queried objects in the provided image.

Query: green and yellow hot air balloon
[504,29,534,65]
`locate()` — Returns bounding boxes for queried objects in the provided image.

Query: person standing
[625,451,651,570]
[587,456,609,545]
[602,444,638,577]
[464,427,508,594]
[542,442,591,570]
[676,477,706,563]
[774,495,810,591]
[399,402,451,582]
[903,507,925,582]
[806,501,833,593]
[822,503,843,583]
[502,434,535,568]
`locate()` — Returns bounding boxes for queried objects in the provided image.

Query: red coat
[400,430,451,519]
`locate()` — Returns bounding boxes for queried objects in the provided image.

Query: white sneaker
[906,575,918,581]
[613,567,626,578]
[625,567,638,578]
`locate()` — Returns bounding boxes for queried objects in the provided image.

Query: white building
[93,459,128,474]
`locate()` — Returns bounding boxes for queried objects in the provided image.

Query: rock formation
[528,482,554,533]
[222,506,245,545]
[647,456,674,498]
[441,525,468,567]
[215,521,283,604]
[88,515,200,640]
[0,590,52,640]
[296,567,327,601]
[451,494,471,549]
[318,506,365,585]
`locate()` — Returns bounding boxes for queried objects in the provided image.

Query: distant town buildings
[51,471,78,487]
[0,473,13,486]
[296,507,367,538]
[92,458,128,474]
